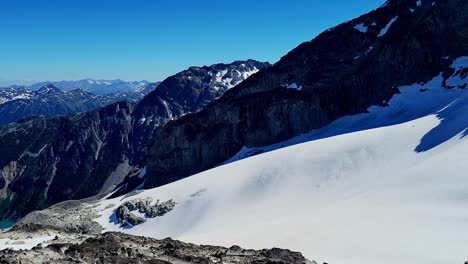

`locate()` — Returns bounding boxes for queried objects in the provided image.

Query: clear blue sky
[0,0,384,83]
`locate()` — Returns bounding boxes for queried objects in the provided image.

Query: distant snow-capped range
[0,78,152,94]
[25,79,152,95]
[0,81,160,125]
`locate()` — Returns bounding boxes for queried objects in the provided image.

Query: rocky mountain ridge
[0,231,313,264]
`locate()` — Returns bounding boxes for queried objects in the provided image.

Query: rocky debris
[0,232,314,264]
[15,195,106,235]
[115,198,176,227]
[0,225,93,252]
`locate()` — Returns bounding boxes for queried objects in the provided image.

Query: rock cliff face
[0,61,268,219]
[0,101,134,218]
[145,0,468,187]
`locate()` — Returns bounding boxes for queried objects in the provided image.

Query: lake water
[0,220,15,230]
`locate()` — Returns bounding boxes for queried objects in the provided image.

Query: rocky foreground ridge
[0,231,314,264]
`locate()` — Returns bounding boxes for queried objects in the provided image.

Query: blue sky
[0,0,384,83]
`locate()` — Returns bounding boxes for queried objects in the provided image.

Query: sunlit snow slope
[95,57,468,264]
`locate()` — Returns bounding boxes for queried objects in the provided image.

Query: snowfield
[91,57,468,264]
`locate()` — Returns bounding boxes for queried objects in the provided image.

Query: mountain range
[0,83,159,125]
[26,79,151,95]
[0,60,269,218]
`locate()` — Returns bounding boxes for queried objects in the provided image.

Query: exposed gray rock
[0,232,314,264]
[15,195,106,235]
[115,197,176,227]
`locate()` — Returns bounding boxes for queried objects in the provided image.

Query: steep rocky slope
[0,101,134,218]
[145,0,468,187]
[0,61,268,219]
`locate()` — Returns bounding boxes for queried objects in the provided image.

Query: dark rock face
[145,0,468,187]
[0,232,313,264]
[0,84,159,125]
[0,60,268,219]
[0,101,134,219]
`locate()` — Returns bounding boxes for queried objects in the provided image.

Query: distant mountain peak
[37,84,62,94]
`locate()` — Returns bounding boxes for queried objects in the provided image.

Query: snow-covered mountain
[87,56,467,264]
[10,56,467,263]
[27,79,151,95]
[0,87,33,105]
[130,59,270,162]
[144,0,468,188]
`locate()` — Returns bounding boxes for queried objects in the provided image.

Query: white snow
[138,167,147,179]
[445,56,468,87]
[0,236,55,250]
[93,57,468,264]
[211,67,260,90]
[353,23,368,33]
[286,83,302,91]
[378,16,398,37]
[240,67,259,80]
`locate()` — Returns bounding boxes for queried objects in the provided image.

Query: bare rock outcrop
[0,232,314,264]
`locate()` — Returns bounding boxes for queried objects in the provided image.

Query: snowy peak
[36,84,62,94]
[133,59,269,123]
[206,60,266,90]
[176,60,268,94]
[129,59,269,163]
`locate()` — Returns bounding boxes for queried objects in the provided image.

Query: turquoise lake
[0,220,15,229]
